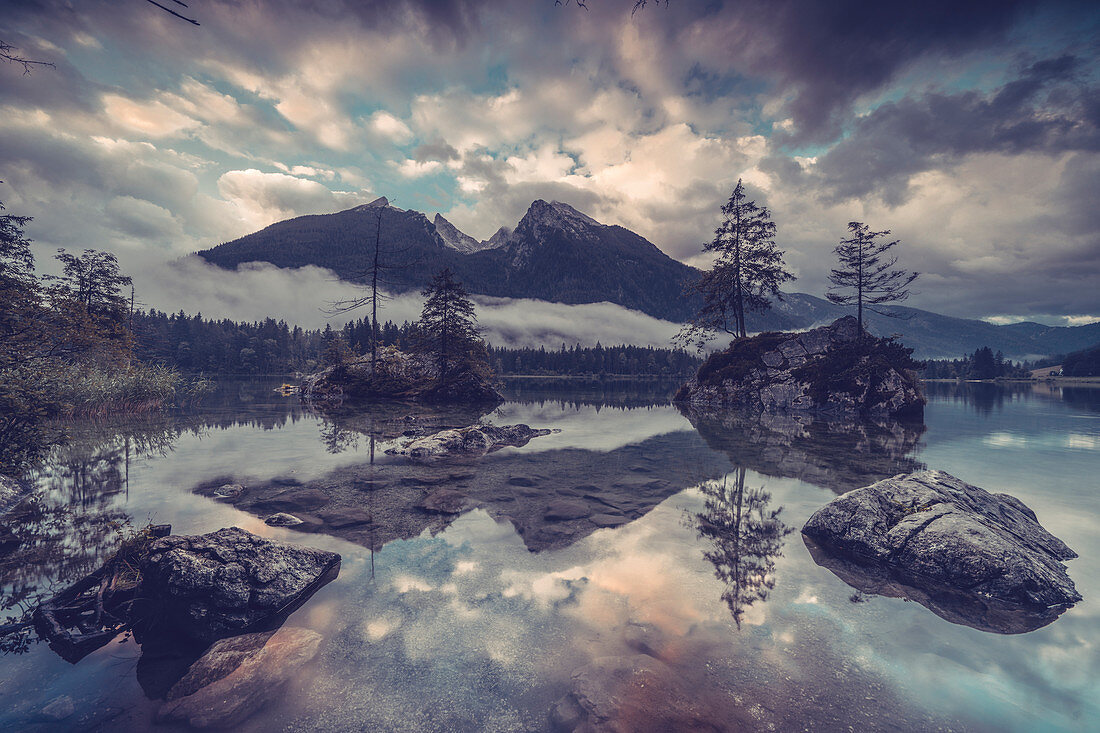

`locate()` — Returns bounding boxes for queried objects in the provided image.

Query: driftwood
[31,524,170,663]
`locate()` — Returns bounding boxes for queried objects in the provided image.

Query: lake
[1,379,1096,731]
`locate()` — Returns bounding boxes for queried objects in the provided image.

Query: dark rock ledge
[802,470,1080,630]
[675,316,925,418]
[30,526,339,662]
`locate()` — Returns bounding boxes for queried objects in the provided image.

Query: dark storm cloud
[809,55,1100,203]
[751,0,1040,143]
[413,140,460,162]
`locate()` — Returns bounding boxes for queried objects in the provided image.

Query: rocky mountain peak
[522,199,602,230]
[507,200,603,267]
[483,226,513,250]
[433,214,484,253]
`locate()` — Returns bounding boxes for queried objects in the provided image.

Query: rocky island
[301,345,503,407]
[674,316,925,418]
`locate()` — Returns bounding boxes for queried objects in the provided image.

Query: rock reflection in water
[695,466,792,628]
[0,419,199,655]
[199,427,731,554]
[803,536,1070,634]
[680,405,925,494]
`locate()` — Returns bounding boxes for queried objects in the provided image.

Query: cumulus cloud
[215,169,374,231]
[3,0,1099,324]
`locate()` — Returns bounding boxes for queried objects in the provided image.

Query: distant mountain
[198,198,701,321]
[196,199,1100,360]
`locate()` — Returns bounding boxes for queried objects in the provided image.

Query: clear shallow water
[0,379,1097,731]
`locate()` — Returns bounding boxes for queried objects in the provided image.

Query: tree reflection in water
[1,418,197,655]
[695,466,792,628]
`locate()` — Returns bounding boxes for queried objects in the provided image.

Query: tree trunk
[370,209,382,372]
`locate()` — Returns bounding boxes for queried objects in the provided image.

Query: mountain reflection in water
[0,380,1096,732]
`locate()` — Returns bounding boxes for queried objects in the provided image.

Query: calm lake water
[1,379,1097,731]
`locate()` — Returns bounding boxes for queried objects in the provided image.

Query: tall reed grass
[51,363,213,416]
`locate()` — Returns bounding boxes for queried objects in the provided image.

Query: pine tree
[0,201,40,363]
[826,222,918,337]
[415,268,482,377]
[677,180,795,348]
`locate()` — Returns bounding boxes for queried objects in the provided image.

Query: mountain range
[196,198,1100,360]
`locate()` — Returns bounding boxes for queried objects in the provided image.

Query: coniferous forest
[130,310,703,377]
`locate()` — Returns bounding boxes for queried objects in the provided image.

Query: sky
[2,0,1099,333]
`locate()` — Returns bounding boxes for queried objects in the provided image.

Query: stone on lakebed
[158,626,322,729]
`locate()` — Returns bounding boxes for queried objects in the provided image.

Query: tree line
[1,202,197,474]
[130,308,701,377]
[921,347,1031,380]
[922,343,1100,379]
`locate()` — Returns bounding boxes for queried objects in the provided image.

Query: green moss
[791,336,922,408]
[694,331,790,386]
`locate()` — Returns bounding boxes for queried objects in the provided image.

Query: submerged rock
[551,654,724,732]
[158,626,322,729]
[802,470,1080,611]
[264,512,305,527]
[388,423,552,459]
[139,527,340,643]
[675,317,924,418]
[213,483,245,500]
[416,488,469,514]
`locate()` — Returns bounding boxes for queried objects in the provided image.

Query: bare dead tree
[326,200,419,372]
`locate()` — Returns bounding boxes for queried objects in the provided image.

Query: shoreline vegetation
[0,205,213,477]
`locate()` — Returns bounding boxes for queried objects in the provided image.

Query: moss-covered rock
[674,317,925,418]
[300,346,502,407]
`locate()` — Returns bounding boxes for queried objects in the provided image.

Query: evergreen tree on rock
[415,268,484,378]
[826,222,918,338]
[677,179,795,348]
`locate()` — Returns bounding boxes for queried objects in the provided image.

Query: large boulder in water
[550,654,724,732]
[674,317,924,418]
[139,527,340,643]
[387,423,552,459]
[802,470,1080,609]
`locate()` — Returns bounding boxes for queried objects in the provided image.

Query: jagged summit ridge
[351,196,390,211]
[433,214,486,253]
[431,199,602,257]
[519,199,602,234]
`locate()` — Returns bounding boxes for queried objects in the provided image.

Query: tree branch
[0,41,54,75]
[145,0,200,26]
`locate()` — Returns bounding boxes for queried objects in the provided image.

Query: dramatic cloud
[2,0,1098,324]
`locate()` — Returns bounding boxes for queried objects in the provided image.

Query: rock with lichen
[139,527,340,643]
[387,423,552,460]
[674,316,924,418]
[802,470,1080,609]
